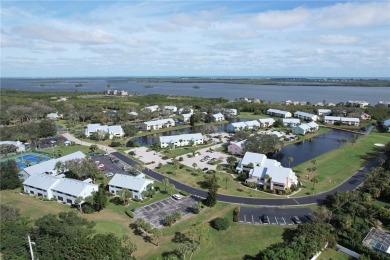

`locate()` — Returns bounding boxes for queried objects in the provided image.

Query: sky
[1,0,390,78]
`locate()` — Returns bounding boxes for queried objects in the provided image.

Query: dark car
[305,215,315,222]
[292,216,302,224]
[262,215,270,224]
[202,167,209,172]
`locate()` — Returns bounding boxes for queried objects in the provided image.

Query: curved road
[112,151,378,206]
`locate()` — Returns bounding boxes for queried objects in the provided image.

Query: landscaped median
[291,131,389,196]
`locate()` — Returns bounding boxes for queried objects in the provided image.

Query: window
[38,193,43,197]
[58,196,63,201]
[67,199,72,204]
[111,190,115,194]
[30,190,34,195]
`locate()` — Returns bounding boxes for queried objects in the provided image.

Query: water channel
[128,119,357,167]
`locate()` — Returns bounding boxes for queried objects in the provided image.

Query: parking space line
[281,217,286,225]
[275,217,278,225]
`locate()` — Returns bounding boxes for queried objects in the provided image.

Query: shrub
[128,151,136,156]
[192,203,201,214]
[125,210,134,218]
[233,206,240,222]
[178,157,183,161]
[132,198,141,202]
[212,217,230,231]
[233,214,239,222]
[162,156,169,160]
[163,211,182,226]
[82,204,95,214]
[179,190,189,196]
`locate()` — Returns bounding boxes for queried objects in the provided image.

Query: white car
[105,172,114,177]
[172,194,182,200]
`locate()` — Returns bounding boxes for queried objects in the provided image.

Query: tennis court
[17,153,50,164]
[16,161,28,168]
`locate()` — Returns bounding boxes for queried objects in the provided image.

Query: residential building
[236,152,278,173]
[0,141,26,152]
[142,118,175,131]
[142,105,160,112]
[182,113,193,122]
[19,151,86,180]
[108,174,154,200]
[46,112,62,119]
[282,118,301,127]
[266,109,292,118]
[223,108,237,116]
[164,106,178,112]
[258,118,275,128]
[247,165,298,191]
[317,109,332,116]
[327,103,336,107]
[227,122,248,132]
[314,102,324,107]
[346,101,370,108]
[23,173,98,204]
[292,122,319,135]
[84,124,124,139]
[227,140,246,155]
[160,133,204,148]
[244,120,260,130]
[212,113,225,122]
[377,101,390,108]
[362,228,390,255]
[119,90,128,96]
[294,111,318,121]
[323,116,360,126]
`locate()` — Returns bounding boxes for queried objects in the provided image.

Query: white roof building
[108,174,154,200]
[212,113,225,122]
[258,118,275,127]
[294,111,318,121]
[160,133,204,148]
[292,122,319,135]
[324,116,360,126]
[0,141,26,152]
[143,118,175,130]
[19,151,86,180]
[282,118,301,127]
[47,112,62,119]
[142,105,160,112]
[84,124,124,139]
[317,109,332,116]
[227,122,248,132]
[23,173,99,204]
[267,109,292,118]
[248,165,298,191]
[182,113,193,122]
[236,152,281,172]
[128,111,138,116]
[244,120,260,129]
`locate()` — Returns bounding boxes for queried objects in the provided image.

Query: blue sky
[1,1,389,77]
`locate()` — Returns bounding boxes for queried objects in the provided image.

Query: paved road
[112,151,379,206]
[62,133,117,153]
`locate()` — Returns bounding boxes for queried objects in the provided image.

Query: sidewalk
[62,133,117,154]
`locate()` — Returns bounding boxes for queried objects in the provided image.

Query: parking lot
[90,154,131,176]
[239,206,313,225]
[133,196,201,228]
[125,147,165,169]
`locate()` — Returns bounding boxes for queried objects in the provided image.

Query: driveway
[177,143,229,171]
[62,133,117,153]
[133,196,201,228]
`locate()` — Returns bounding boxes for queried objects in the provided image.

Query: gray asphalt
[239,206,313,224]
[112,151,379,206]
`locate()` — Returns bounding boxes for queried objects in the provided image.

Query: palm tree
[312,177,319,189]
[55,161,63,174]
[287,156,294,168]
[162,178,170,193]
[75,196,83,212]
[222,176,229,190]
[151,228,162,247]
[119,189,132,205]
[168,183,175,195]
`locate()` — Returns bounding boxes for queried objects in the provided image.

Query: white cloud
[317,35,360,44]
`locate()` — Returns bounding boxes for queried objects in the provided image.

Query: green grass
[292,132,389,196]
[239,112,269,120]
[369,199,390,208]
[142,203,290,259]
[317,248,351,260]
[94,220,129,237]
[158,163,278,198]
[160,144,215,158]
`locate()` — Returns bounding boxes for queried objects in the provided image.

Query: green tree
[151,228,162,247]
[243,133,283,155]
[0,160,22,190]
[203,173,219,207]
[226,156,237,169]
[288,156,294,167]
[93,184,107,212]
[192,162,197,170]
[222,176,230,190]
[89,144,98,153]
[118,189,133,205]
[163,178,170,193]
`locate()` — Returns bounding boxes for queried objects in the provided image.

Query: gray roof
[22,151,85,175]
[240,152,267,166]
[51,178,98,197]
[258,118,275,124]
[307,121,319,128]
[324,116,359,122]
[267,109,291,115]
[294,111,317,118]
[245,120,260,127]
[144,118,175,126]
[230,122,247,128]
[250,165,296,184]
[109,174,154,192]
[213,113,225,119]
[160,133,203,144]
[86,124,123,134]
[283,118,300,123]
[23,173,61,190]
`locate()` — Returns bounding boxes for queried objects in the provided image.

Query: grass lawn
[158,163,279,198]
[44,143,103,156]
[1,190,288,259]
[160,144,215,158]
[141,203,290,259]
[292,132,389,196]
[239,112,269,120]
[317,248,351,260]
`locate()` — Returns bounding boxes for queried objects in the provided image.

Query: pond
[272,129,356,167]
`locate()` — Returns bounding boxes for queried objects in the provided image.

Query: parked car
[202,167,209,172]
[99,167,107,171]
[172,194,182,200]
[292,216,302,224]
[105,172,114,177]
[262,215,270,224]
[305,215,315,222]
